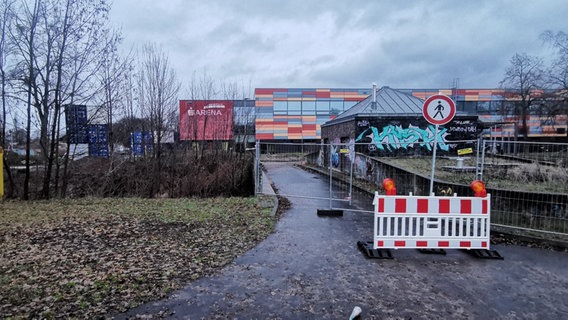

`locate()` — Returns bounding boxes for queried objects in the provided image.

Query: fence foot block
[418,249,447,255]
[357,241,393,259]
[317,209,343,217]
[465,249,504,260]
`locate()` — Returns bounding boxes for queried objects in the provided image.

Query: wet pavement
[117,162,568,319]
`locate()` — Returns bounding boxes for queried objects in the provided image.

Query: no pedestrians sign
[422,94,456,125]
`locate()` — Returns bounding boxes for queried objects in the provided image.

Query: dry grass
[508,163,568,184]
[0,197,276,319]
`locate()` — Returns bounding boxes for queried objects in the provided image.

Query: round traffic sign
[422,94,456,125]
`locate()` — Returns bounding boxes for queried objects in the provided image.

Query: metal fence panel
[255,141,354,211]
[481,140,568,234]
[255,139,568,236]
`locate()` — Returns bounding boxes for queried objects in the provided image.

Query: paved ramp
[118,162,568,319]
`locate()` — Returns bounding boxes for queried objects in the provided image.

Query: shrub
[508,163,568,184]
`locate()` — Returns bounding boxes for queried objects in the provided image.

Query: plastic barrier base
[357,241,393,259]
[317,209,343,217]
[418,249,447,255]
[465,249,504,260]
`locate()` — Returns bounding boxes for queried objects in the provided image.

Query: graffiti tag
[355,124,450,152]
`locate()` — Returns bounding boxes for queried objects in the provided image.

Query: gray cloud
[111,0,568,93]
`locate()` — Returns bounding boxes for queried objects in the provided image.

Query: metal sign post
[422,95,456,196]
[329,144,333,209]
[429,125,439,195]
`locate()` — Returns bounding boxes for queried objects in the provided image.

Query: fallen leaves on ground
[0,197,278,319]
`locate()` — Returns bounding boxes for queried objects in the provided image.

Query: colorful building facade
[254,88,372,140]
[255,88,567,141]
[403,89,567,138]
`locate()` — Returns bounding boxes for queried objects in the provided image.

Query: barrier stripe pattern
[373,193,491,250]
[377,240,488,248]
[378,197,488,215]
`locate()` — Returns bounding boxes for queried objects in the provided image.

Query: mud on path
[119,162,568,319]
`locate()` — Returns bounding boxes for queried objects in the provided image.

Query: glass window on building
[330,100,343,116]
[491,100,504,114]
[234,100,255,125]
[274,101,287,115]
[316,100,329,110]
[316,99,330,115]
[462,101,477,114]
[456,101,465,113]
[302,100,316,115]
[344,101,357,111]
[477,101,491,114]
[288,101,301,115]
[530,102,547,115]
[502,101,518,115]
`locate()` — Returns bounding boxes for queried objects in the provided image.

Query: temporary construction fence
[356,189,503,259]
[478,140,568,239]
[255,139,568,241]
[371,192,491,250]
[254,139,485,209]
[254,141,356,213]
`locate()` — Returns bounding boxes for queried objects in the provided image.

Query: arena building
[253,86,567,142]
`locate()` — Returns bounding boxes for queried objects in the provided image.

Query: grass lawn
[0,197,278,319]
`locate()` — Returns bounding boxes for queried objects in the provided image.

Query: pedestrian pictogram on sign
[422,94,456,125]
[422,94,457,195]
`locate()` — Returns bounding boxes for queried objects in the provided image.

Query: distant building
[254,88,372,141]
[178,99,256,150]
[179,100,235,141]
[321,86,480,157]
[254,87,567,143]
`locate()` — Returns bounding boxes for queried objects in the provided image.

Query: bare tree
[500,53,545,139]
[0,0,17,197]
[541,31,568,88]
[196,70,217,158]
[8,0,121,199]
[0,0,14,148]
[98,36,131,155]
[223,78,254,153]
[219,80,255,192]
[9,0,41,199]
[139,43,180,159]
[541,30,568,132]
[184,70,218,158]
[136,43,179,197]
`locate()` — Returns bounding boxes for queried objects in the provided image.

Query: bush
[13,150,256,199]
[508,163,568,184]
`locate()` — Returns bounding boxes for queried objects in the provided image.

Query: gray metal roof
[327,86,424,125]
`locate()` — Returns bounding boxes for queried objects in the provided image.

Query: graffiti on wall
[331,138,341,167]
[355,124,450,152]
[331,146,340,167]
[448,120,477,134]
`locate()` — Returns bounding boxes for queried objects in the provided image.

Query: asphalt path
[118,162,568,319]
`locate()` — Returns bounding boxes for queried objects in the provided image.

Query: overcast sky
[110,0,568,96]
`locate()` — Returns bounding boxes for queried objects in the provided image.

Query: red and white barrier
[373,192,491,250]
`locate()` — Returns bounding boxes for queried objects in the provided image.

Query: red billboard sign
[179,100,234,141]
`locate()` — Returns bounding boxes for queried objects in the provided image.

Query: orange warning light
[383,178,397,196]
[471,180,487,197]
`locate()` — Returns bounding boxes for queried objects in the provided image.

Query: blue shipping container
[130,131,153,156]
